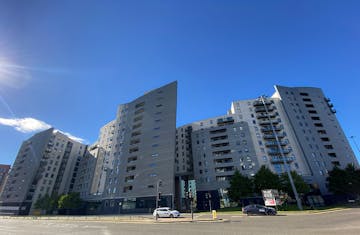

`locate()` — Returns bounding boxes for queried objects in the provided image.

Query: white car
[153,207,180,218]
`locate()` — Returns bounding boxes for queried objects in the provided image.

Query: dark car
[242,204,277,216]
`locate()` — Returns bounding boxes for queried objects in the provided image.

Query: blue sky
[0,0,359,165]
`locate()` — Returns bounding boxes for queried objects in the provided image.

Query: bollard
[212,210,217,220]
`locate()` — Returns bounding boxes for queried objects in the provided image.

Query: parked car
[242,204,277,216]
[153,207,181,218]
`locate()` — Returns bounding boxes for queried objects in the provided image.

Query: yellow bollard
[212,210,217,220]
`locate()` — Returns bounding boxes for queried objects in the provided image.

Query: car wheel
[170,214,174,218]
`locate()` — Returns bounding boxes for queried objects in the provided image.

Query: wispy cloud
[0,117,51,133]
[0,58,31,89]
[0,117,86,143]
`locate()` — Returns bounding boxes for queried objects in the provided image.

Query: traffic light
[158,192,161,201]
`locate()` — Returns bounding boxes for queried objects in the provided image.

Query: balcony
[263,133,286,139]
[215,166,235,173]
[265,140,288,147]
[254,106,274,113]
[258,119,280,126]
[253,100,272,107]
[261,126,283,133]
[211,142,230,148]
[268,148,292,156]
[217,117,234,126]
[270,156,295,163]
[256,113,277,119]
[214,158,233,165]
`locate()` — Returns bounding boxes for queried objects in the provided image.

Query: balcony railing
[261,126,283,133]
[265,140,288,147]
[270,156,295,163]
[263,133,286,139]
[258,119,280,126]
[256,113,277,119]
[268,148,292,156]
[253,100,273,106]
[254,106,275,113]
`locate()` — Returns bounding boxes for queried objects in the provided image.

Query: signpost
[262,189,284,206]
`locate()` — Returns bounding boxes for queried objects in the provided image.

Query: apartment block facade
[175,85,359,211]
[97,81,177,214]
[0,164,11,196]
[0,128,86,215]
[2,83,358,215]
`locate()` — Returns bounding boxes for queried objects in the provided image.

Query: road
[0,208,359,235]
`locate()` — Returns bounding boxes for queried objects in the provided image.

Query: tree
[228,170,253,205]
[327,164,360,198]
[253,166,281,194]
[279,171,310,198]
[58,192,83,212]
[34,194,58,214]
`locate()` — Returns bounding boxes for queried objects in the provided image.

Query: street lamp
[259,96,303,210]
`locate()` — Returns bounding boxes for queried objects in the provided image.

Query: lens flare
[0,57,31,89]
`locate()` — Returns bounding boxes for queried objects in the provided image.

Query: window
[134,108,144,115]
[127,156,138,162]
[300,92,309,96]
[314,123,323,127]
[131,131,141,137]
[132,123,142,129]
[129,147,139,153]
[135,102,145,108]
[126,166,136,172]
[133,116,143,122]
[123,186,133,192]
[324,145,334,150]
[130,139,140,145]
[125,175,135,182]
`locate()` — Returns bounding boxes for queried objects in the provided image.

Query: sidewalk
[0,213,226,224]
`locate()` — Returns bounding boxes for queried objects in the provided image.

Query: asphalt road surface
[0,208,359,235]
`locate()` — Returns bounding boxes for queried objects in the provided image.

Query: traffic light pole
[155,180,162,220]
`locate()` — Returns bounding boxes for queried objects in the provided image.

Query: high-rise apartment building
[0,128,86,215]
[271,86,358,192]
[2,83,357,215]
[97,81,177,214]
[74,144,106,200]
[0,164,11,196]
[175,85,358,210]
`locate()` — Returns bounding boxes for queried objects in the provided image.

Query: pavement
[0,207,351,224]
[1,208,360,235]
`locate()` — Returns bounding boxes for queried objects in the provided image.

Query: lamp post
[259,96,303,210]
